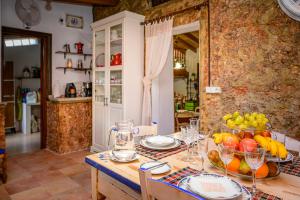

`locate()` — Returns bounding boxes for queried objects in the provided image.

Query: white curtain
[142,18,173,125]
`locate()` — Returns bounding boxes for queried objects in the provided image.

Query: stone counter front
[47,100,92,154]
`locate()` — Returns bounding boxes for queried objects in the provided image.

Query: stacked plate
[109,150,139,163]
[140,135,181,150]
[178,173,251,200]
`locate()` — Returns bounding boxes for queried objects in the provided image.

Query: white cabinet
[91,11,144,152]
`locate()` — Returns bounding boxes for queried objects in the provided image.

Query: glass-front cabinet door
[110,24,122,67]
[109,23,123,105]
[94,29,106,104]
[110,70,122,104]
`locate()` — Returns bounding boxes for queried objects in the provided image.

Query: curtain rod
[140,1,208,25]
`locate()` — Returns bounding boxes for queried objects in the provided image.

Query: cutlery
[143,162,168,170]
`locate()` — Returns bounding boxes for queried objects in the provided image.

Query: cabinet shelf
[56,67,92,74]
[55,51,92,60]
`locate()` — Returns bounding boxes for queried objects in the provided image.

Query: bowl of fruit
[223,111,270,132]
[209,129,289,179]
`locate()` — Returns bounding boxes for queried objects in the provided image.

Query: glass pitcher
[108,120,135,152]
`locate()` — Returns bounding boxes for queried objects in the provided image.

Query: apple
[239,138,257,152]
[223,135,240,149]
[238,131,253,139]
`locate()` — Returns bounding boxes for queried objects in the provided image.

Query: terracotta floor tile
[10,186,52,200]
[5,176,41,195]
[59,163,89,176]
[32,170,66,185]
[0,186,11,200]
[49,187,92,200]
[4,150,91,199]
[42,176,81,195]
[69,170,91,188]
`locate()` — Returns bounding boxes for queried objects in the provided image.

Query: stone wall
[93,0,300,137]
[204,0,300,137]
[47,101,92,154]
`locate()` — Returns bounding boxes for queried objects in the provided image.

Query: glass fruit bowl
[207,150,280,180]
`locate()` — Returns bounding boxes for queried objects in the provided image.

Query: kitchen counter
[48,96,92,103]
[47,100,92,154]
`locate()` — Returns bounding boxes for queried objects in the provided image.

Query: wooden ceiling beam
[184,33,199,44]
[51,0,119,6]
[175,36,197,52]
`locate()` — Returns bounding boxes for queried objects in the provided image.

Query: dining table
[85,133,300,200]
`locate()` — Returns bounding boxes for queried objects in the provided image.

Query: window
[4,38,39,47]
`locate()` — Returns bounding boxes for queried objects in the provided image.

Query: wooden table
[85,137,300,200]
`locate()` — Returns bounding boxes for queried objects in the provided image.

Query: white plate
[140,138,181,150]
[267,152,294,163]
[186,174,243,200]
[178,176,251,200]
[146,136,175,147]
[109,150,139,163]
[140,161,171,175]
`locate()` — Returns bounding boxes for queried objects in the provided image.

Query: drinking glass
[243,145,265,195]
[189,118,199,156]
[218,144,235,177]
[181,126,193,162]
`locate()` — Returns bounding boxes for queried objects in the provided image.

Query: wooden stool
[0,149,7,183]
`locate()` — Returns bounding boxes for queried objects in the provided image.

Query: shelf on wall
[56,67,92,74]
[55,51,92,60]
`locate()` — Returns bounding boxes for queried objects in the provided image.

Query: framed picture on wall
[66,14,83,29]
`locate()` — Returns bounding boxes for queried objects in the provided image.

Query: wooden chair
[133,122,158,137]
[175,111,194,131]
[139,169,200,200]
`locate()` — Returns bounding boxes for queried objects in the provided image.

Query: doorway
[1,27,51,155]
[173,23,200,131]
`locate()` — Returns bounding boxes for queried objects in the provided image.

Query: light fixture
[4,38,39,47]
[174,61,183,69]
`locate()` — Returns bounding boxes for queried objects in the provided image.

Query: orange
[256,163,269,178]
[226,157,240,173]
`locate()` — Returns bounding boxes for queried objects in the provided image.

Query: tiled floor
[0,150,92,200]
[6,133,41,156]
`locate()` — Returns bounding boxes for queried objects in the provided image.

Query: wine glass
[243,145,265,195]
[181,126,193,162]
[218,144,235,177]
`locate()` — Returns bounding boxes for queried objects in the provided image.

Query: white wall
[174,48,199,96]
[1,0,93,96]
[152,47,174,135]
[4,45,41,91]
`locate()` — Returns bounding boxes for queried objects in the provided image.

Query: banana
[274,140,288,159]
[254,135,267,149]
[270,139,277,156]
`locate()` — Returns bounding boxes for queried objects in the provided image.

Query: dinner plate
[178,176,251,200]
[140,138,181,150]
[140,161,171,175]
[267,152,294,163]
[145,135,175,147]
[186,173,243,200]
[109,150,139,163]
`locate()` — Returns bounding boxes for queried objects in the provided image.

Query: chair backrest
[139,169,200,200]
[134,123,157,137]
[194,107,200,113]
